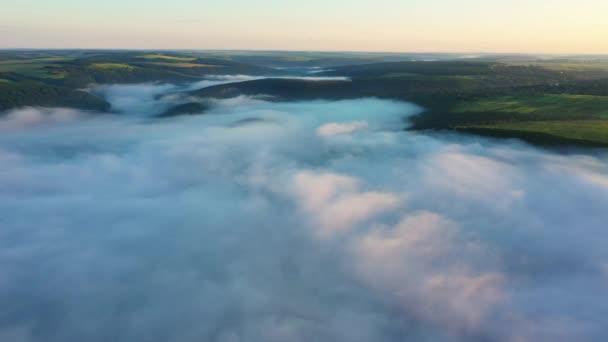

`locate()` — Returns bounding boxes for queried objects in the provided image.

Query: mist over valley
[2,71,608,341]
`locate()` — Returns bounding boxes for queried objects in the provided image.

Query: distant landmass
[2,50,608,146]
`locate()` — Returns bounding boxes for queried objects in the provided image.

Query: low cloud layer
[0,107,84,130]
[92,75,350,115]
[1,81,608,341]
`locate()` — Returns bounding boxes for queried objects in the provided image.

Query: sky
[1,0,607,54]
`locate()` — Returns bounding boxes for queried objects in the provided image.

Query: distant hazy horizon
[2,48,608,58]
[2,0,607,54]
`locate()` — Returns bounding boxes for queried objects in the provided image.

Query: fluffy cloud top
[317,121,369,137]
[293,171,401,237]
[0,107,83,130]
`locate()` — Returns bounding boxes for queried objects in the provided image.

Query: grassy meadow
[457,120,608,146]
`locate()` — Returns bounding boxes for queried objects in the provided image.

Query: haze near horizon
[1,0,607,54]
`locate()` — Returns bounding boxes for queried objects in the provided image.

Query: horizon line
[1,47,608,57]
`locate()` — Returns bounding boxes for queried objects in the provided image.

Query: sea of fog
[1,77,608,342]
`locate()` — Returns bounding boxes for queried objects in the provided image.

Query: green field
[457,120,608,146]
[0,57,73,65]
[91,63,134,70]
[0,63,53,78]
[137,54,196,61]
[0,57,74,78]
[509,60,608,72]
[418,94,608,145]
[144,62,219,68]
[454,94,608,119]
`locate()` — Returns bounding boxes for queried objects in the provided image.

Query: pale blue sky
[1,0,607,53]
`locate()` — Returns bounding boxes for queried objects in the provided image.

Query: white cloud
[292,171,402,238]
[352,212,506,332]
[0,107,83,130]
[422,151,524,208]
[317,121,369,137]
[1,84,608,341]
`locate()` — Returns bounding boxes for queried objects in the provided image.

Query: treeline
[0,82,109,112]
